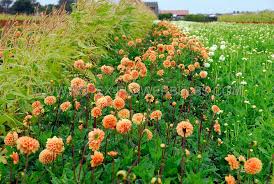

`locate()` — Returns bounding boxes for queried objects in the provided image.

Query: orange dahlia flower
[102,115,117,129]
[176,121,193,137]
[90,151,104,167]
[244,157,262,174]
[17,136,40,155]
[46,136,64,155]
[225,154,240,170]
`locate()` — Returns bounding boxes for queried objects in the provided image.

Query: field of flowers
[0,2,273,183]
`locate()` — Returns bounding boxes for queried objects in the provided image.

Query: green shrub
[159,13,172,20]
[184,14,216,22]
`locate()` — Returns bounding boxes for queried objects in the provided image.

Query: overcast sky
[39,0,274,14]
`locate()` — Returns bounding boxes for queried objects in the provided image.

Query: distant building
[144,2,159,15]
[160,10,189,19]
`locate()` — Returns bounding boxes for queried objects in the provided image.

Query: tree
[0,0,13,13]
[11,0,36,14]
[158,13,173,20]
[58,0,75,12]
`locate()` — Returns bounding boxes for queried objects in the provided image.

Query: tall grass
[218,10,274,23]
[0,0,156,131]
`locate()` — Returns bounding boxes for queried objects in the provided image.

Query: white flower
[208,58,213,63]
[259,109,263,112]
[262,69,266,72]
[209,52,214,56]
[236,72,242,77]
[220,41,226,45]
[271,54,274,59]
[210,45,217,51]
[252,105,256,109]
[204,63,210,68]
[244,100,250,104]
[240,81,247,85]
[220,45,226,50]
[219,55,225,61]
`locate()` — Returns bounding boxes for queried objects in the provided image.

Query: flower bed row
[1,21,263,183]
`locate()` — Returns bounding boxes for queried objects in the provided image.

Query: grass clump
[0,0,156,131]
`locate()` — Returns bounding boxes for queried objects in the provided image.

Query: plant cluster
[0,20,266,183]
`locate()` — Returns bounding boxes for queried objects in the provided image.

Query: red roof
[160,10,189,16]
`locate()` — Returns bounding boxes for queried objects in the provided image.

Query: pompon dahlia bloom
[212,105,221,114]
[60,101,72,112]
[118,109,130,119]
[75,101,81,111]
[44,96,56,105]
[105,95,113,107]
[116,119,132,134]
[4,131,18,146]
[150,110,162,121]
[74,59,86,70]
[225,154,240,170]
[10,152,19,164]
[200,71,208,78]
[214,121,221,134]
[113,97,125,110]
[136,38,142,44]
[145,94,154,103]
[244,157,262,174]
[101,65,114,75]
[116,89,128,100]
[188,64,195,72]
[90,151,104,167]
[32,107,44,116]
[157,69,164,76]
[46,136,64,155]
[128,40,134,47]
[176,121,193,137]
[71,77,86,91]
[157,44,165,52]
[107,151,118,157]
[128,82,140,94]
[130,70,139,80]
[32,101,42,109]
[96,97,108,109]
[87,83,96,93]
[39,149,56,164]
[132,113,144,125]
[122,73,132,83]
[143,129,153,140]
[102,115,117,129]
[88,128,105,148]
[194,62,200,68]
[94,92,104,102]
[181,89,189,100]
[17,136,40,155]
[225,175,236,184]
[205,86,211,93]
[91,107,102,118]
[163,60,171,68]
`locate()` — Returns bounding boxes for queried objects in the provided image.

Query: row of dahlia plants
[1,21,262,183]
